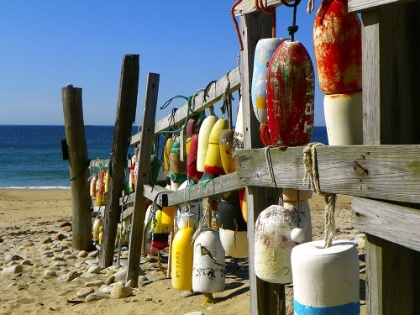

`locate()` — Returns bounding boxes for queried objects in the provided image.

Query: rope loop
[280,0,301,41]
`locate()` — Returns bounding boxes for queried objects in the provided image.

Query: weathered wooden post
[239,12,284,315]
[62,85,92,251]
[99,54,140,268]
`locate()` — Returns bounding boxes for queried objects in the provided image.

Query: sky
[0,1,325,126]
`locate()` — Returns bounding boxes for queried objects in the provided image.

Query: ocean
[0,125,328,189]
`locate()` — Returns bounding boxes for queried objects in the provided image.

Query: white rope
[307,0,315,14]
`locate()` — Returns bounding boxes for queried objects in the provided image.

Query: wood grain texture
[154,67,240,134]
[348,0,403,13]
[234,0,285,15]
[236,145,420,204]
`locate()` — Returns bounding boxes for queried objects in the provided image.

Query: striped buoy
[204,118,229,175]
[197,115,218,172]
[219,130,236,174]
[192,228,225,293]
[292,240,360,314]
[266,40,315,147]
[255,202,303,284]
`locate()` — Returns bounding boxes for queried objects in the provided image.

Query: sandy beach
[0,189,365,315]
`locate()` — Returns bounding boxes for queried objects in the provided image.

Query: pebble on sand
[110,283,133,299]
[77,287,95,298]
[85,292,109,302]
[1,264,23,275]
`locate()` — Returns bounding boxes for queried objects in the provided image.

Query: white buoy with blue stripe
[291,240,360,314]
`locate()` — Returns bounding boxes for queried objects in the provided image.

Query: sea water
[0,125,328,189]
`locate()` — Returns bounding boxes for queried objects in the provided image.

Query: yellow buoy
[171,226,194,290]
[219,129,236,174]
[204,118,229,175]
[163,137,173,174]
[197,115,218,172]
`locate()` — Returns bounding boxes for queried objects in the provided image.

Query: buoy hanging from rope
[171,225,194,290]
[192,228,225,293]
[90,174,97,197]
[254,201,304,284]
[266,40,315,147]
[313,0,363,145]
[219,130,236,174]
[170,137,187,184]
[218,192,248,258]
[187,134,204,182]
[292,240,360,314]
[251,38,285,146]
[197,115,218,172]
[163,136,173,176]
[95,170,106,206]
[284,200,312,243]
[238,188,247,222]
[204,118,229,175]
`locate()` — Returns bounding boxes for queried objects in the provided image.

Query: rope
[303,142,336,248]
[264,146,277,185]
[231,0,244,51]
[307,0,315,14]
[280,0,301,41]
[255,0,277,38]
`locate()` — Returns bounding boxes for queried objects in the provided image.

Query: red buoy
[266,40,315,147]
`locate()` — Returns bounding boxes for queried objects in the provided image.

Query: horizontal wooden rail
[154,67,241,134]
[233,0,290,16]
[348,0,404,12]
[235,145,420,204]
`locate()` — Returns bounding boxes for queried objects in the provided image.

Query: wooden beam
[348,0,410,13]
[99,55,140,268]
[234,0,285,16]
[126,73,160,283]
[240,13,284,315]
[62,85,91,251]
[154,67,240,134]
[236,145,420,204]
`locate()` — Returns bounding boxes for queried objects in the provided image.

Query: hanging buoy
[187,134,204,182]
[255,202,303,284]
[204,118,229,175]
[150,154,167,186]
[197,115,218,172]
[163,136,173,175]
[233,97,244,151]
[92,217,102,241]
[324,91,363,145]
[292,240,360,314]
[218,192,248,258]
[251,38,285,146]
[171,226,194,291]
[313,0,362,95]
[170,137,187,184]
[186,118,197,155]
[161,194,176,226]
[98,226,103,245]
[219,130,236,174]
[104,170,110,194]
[95,171,106,206]
[238,188,247,222]
[266,40,315,147]
[192,228,225,293]
[90,174,97,197]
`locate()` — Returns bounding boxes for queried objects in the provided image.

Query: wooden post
[62,85,92,251]
[360,3,420,313]
[126,73,160,283]
[99,55,140,268]
[239,13,284,315]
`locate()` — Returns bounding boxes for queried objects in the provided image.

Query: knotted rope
[303,142,336,248]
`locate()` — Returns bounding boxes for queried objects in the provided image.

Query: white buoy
[324,90,363,145]
[291,240,360,314]
[192,228,225,293]
[284,200,312,243]
[254,203,303,284]
[219,229,248,258]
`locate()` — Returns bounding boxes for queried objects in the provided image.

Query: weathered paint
[187,134,204,182]
[313,0,362,95]
[170,137,187,183]
[266,40,315,147]
[219,129,237,174]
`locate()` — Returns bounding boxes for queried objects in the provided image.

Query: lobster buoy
[284,200,312,243]
[95,171,106,206]
[324,91,363,145]
[98,226,103,245]
[171,226,194,290]
[197,115,218,172]
[187,134,204,182]
[170,137,187,184]
[313,0,362,95]
[144,205,170,253]
[192,228,225,293]
[219,130,236,174]
[251,38,285,146]
[104,171,110,194]
[233,97,244,151]
[255,202,303,284]
[90,175,97,197]
[218,192,248,258]
[161,193,176,226]
[292,240,360,314]
[238,188,247,222]
[266,40,315,147]
[92,217,102,241]
[204,118,229,175]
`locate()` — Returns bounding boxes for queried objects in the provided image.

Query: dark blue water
[0,125,327,188]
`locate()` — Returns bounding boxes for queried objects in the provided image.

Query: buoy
[150,154,166,186]
[98,226,103,245]
[324,91,363,145]
[219,130,236,174]
[170,137,187,184]
[266,40,315,147]
[204,118,229,175]
[144,205,170,252]
[233,97,244,151]
[218,192,248,258]
[292,240,360,314]
[284,200,312,243]
[163,136,173,175]
[95,171,106,206]
[104,171,110,194]
[92,217,102,241]
[238,188,247,222]
[197,115,218,172]
[187,134,204,182]
[254,202,303,284]
[192,228,225,293]
[90,175,97,197]
[313,0,362,95]
[251,38,285,146]
[171,226,194,291]
[161,193,176,226]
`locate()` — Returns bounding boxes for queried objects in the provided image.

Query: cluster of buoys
[313,0,362,145]
[90,169,109,207]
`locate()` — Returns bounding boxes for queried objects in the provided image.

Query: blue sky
[0,1,325,126]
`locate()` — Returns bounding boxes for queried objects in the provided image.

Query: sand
[0,189,365,315]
